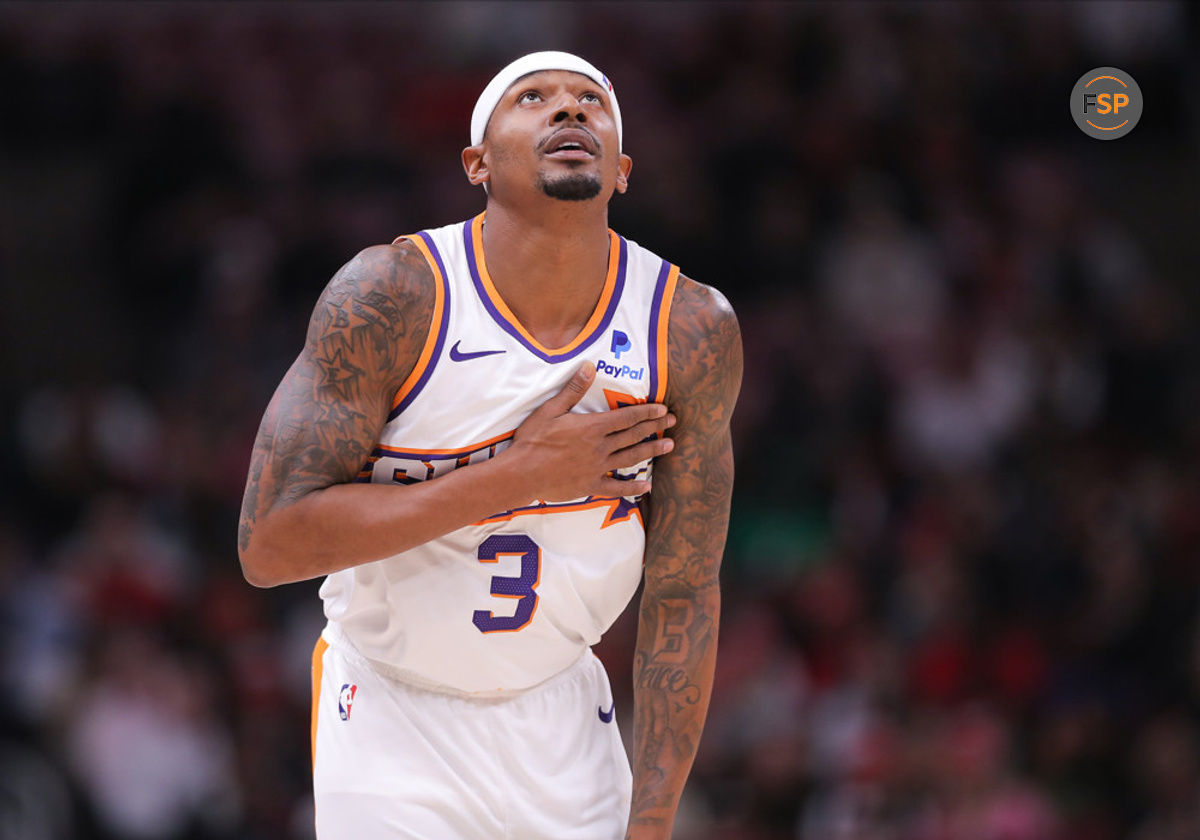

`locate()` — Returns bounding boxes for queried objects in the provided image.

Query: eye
[580,92,602,104]
[517,90,542,104]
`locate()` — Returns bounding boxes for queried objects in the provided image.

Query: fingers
[530,363,596,419]
[598,400,669,433]
[606,436,674,472]
[607,412,675,451]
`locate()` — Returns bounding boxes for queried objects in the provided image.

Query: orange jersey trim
[374,428,516,459]
[654,265,680,403]
[310,636,328,771]
[469,212,621,355]
[390,235,448,414]
[476,495,644,529]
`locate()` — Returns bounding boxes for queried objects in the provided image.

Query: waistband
[320,621,593,703]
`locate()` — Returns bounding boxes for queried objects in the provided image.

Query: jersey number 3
[473,534,541,633]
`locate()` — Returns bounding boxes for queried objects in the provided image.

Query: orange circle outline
[1085,75,1128,88]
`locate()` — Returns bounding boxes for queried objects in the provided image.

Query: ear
[614,153,633,194]
[462,144,490,188]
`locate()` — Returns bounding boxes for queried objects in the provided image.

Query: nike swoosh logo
[449,340,506,362]
[598,703,615,723]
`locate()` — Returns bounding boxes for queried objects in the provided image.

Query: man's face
[465,69,631,203]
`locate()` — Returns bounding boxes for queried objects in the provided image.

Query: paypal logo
[596,359,644,381]
[610,330,632,359]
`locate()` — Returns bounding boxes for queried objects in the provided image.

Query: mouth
[541,128,598,160]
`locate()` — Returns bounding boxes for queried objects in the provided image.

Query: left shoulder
[665,274,742,418]
[671,274,738,335]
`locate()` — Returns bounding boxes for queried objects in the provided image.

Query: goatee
[538,173,603,202]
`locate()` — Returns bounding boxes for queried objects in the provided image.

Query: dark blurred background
[1,2,1198,838]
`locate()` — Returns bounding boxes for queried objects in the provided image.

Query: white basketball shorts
[311,633,633,839]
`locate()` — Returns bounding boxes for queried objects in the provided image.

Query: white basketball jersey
[319,212,680,695]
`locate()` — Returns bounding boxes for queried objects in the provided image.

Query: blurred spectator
[65,630,239,840]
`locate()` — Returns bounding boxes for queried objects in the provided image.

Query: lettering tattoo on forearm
[650,599,693,662]
[638,599,708,707]
[637,664,701,705]
[626,275,741,838]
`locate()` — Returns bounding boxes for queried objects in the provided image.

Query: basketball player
[238,52,741,840]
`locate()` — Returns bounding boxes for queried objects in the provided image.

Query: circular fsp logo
[1071,67,1142,140]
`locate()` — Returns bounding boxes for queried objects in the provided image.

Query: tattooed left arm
[626,275,742,840]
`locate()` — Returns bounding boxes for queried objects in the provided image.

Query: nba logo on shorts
[338,684,357,720]
[611,330,631,359]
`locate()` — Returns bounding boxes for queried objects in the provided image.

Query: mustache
[536,126,601,153]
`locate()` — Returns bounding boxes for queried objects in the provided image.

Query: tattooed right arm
[238,243,525,586]
[238,242,676,587]
[240,242,428,547]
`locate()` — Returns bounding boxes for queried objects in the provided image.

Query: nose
[550,91,586,126]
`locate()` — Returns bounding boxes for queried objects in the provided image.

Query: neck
[479,198,613,348]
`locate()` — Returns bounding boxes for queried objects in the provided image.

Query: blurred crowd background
[1,2,1198,839]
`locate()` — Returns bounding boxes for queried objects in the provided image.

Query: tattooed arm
[626,276,741,840]
[238,242,673,587]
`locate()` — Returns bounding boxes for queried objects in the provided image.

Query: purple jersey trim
[462,219,628,363]
[388,230,451,420]
[646,259,673,402]
[478,494,642,528]
[370,434,515,463]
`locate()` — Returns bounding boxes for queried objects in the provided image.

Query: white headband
[470,51,623,151]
